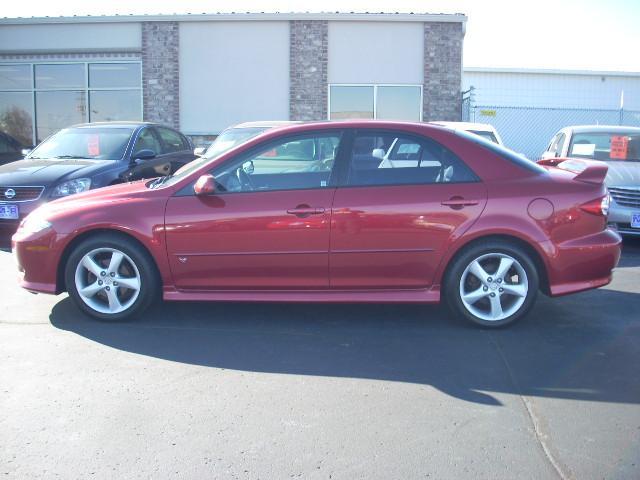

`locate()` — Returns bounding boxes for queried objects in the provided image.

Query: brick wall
[289,20,328,121]
[141,22,180,128]
[423,22,463,121]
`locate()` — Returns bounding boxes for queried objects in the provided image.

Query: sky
[2,0,640,72]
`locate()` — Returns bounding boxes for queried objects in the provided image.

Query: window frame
[328,84,424,122]
[0,60,142,145]
[336,128,481,189]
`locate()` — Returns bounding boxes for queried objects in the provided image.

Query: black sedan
[0,122,196,245]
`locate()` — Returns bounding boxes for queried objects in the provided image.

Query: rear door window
[345,131,478,187]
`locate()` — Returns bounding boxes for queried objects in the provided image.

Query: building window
[0,62,142,145]
[329,84,423,122]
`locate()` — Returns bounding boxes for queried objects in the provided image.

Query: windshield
[568,132,640,162]
[28,127,134,160]
[468,130,499,144]
[203,127,268,159]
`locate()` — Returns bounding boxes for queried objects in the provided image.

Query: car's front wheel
[445,240,539,328]
[65,234,158,321]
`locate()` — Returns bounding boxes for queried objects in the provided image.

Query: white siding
[179,21,289,134]
[0,23,141,53]
[464,70,640,110]
[328,22,423,84]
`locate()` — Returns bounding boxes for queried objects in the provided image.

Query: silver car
[542,125,640,236]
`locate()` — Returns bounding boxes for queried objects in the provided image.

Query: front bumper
[12,227,65,295]
[607,202,640,236]
[545,228,622,296]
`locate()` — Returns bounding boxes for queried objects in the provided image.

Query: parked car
[541,125,640,236]
[0,130,31,166]
[430,122,504,146]
[13,121,620,328]
[0,122,196,245]
[196,121,299,158]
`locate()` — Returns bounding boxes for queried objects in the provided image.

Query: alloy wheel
[74,247,141,315]
[459,253,529,322]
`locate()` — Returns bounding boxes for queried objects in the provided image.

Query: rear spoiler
[536,157,609,185]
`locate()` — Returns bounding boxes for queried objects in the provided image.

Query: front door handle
[441,197,479,209]
[287,206,326,217]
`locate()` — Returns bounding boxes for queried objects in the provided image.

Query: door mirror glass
[132,149,156,161]
[194,147,206,156]
[194,174,216,195]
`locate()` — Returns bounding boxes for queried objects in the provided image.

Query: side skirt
[162,286,441,303]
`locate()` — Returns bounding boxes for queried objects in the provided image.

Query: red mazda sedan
[12,121,621,327]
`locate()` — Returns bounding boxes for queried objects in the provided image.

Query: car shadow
[49,285,640,407]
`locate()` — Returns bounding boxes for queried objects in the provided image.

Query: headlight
[51,178,91,197]
[19,215,52,234]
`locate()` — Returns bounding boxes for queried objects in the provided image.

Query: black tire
[444,240,539,328]
[64,233,159,321]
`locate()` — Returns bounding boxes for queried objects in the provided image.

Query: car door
[330,129,487,289]
[123,127,171,180]
[164,131,343,290]
[155,126,197,173]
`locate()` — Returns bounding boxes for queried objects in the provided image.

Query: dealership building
[0,12,466,147]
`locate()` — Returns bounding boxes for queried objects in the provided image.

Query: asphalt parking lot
[1,240,639,479]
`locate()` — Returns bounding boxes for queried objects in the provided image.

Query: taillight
[580,194,610,216]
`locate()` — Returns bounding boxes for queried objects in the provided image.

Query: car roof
[231,120,302,129]
[567,125,640,134]
[430,121,496,132]
[67,121,161,130]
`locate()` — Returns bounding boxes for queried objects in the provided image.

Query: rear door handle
[441,197,479,209]
[287,206,326,216]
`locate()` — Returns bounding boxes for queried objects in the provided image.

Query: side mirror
[21,148,32,157]
[132,149,156,162]
[194,147,206,156]
[194,174,216,196]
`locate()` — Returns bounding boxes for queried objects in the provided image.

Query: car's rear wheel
[65,234,158,321]
[445,240,539,328]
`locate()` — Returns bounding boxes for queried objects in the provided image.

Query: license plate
[632,212,640,229]
[0,203,18,220]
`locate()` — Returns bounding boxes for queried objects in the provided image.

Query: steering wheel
[236,166,254,191]
[309,158,334,172]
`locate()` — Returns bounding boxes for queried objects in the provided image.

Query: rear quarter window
[455,129,547,174]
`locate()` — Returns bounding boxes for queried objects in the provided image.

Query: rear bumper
[546,228,622,296]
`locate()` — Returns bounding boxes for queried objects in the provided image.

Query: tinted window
[35,91,87,142]
[346,132,478,187]
[211,133,341,193]
[89,63,140,88]
[0,135,12,154]
[569,132,640,162]
[35,64,84,89]
[157,127,187,153]
[133,128,162,155]
[0,91,33,145]
[376,86,421,121]
[89,91,142,123]
[0,64,31,90]
[329,86,374,120]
